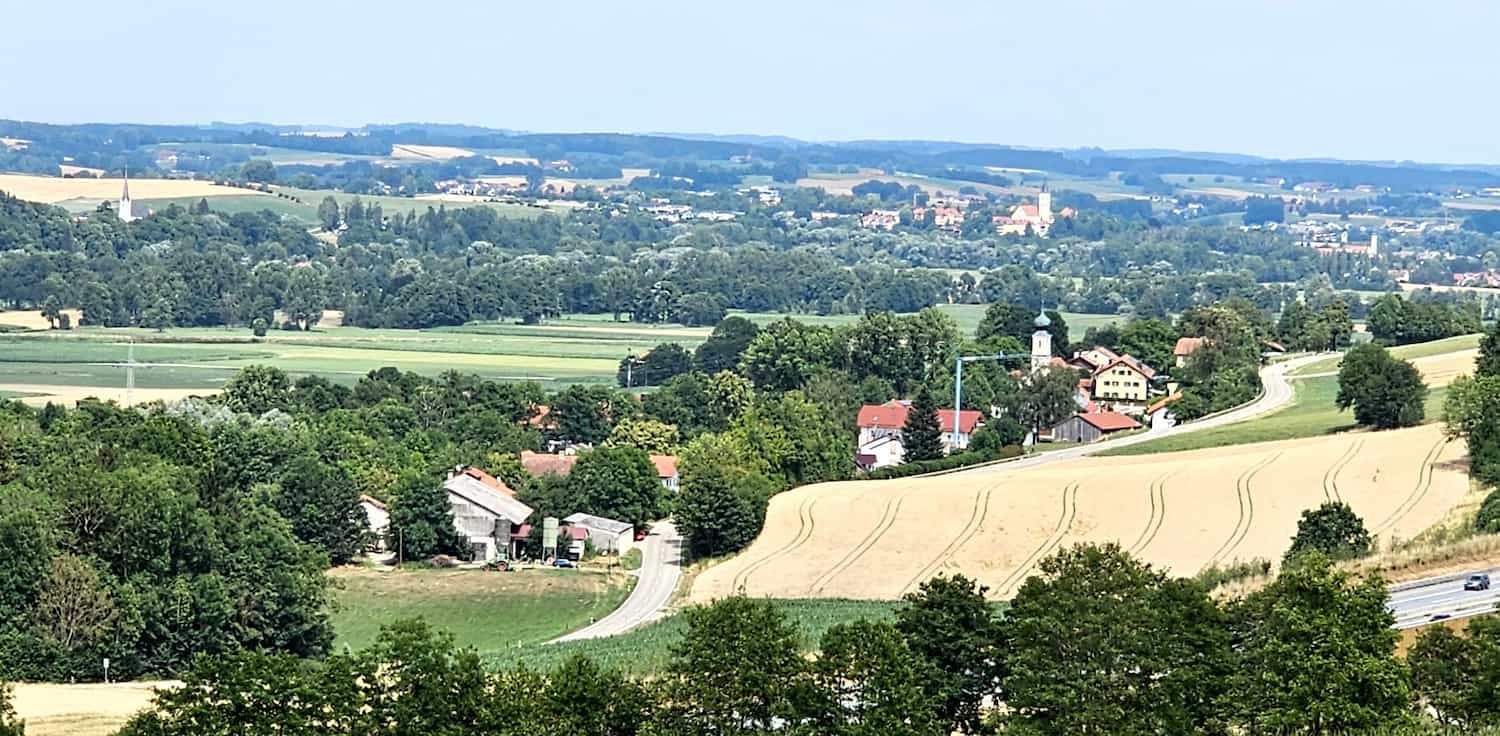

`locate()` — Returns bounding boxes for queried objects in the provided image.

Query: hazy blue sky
[3,0,1495,162]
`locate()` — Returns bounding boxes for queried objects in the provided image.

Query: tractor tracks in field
[732,494,822,594]
[1372,437,1448,537]
[898,482,998,597]
[808,492,908,595]
[1126,471,1174,558]
[1205,452,1281,570]
[997,482,1079,597]
[1322,439,1364,504]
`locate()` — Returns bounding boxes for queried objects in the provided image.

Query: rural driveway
[552,520,684,642]
[969,352,1332,474]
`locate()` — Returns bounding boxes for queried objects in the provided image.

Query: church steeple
[118,167,136,223]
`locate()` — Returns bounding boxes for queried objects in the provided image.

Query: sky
[2,0,1496,163]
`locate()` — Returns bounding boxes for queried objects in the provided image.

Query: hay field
[11,681,172,736]
[0,308,81,330]
[390,143,475,160]
[692,423,1468,602]
[0,174,256,204]
[58,164,104,177]
[490,154,539,166]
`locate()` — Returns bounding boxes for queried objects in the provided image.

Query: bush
[1193,559,1272,590]
[1476,489,1500,534]
[867,445,1023,480]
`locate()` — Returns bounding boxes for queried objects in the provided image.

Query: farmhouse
[1049,410,1141,443]
[443,466,533,562]
[651,454,680,492]
[563,512,635,555]
[856,399,984,468]
[1173,337,1206,367]
[359,495,390,551]
[1062,344,1159,411]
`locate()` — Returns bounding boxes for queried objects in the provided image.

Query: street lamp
[952,351,1031,449]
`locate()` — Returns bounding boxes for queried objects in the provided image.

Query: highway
[551,520,684,642]
[1388,569,1500,629]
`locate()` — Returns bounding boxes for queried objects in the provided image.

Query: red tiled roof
[359,494,388,511]
[520,450,578,478]
[1174,337,1206,357]
[650,454,678,478]
[856,400,983,434]
[1147,393,1182,414]
[1076,411,1141,432]
[566,526,589,541]
[460,466,516,497]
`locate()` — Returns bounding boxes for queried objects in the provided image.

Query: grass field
[0,308,1123,404]
[489,598,902,674]
[329,567,633,657]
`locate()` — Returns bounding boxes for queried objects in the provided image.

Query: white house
[563,513,635,555]
[443,466,534,562]
[359,495,390,552]
[650,454,680,492]
[856,399,984,469]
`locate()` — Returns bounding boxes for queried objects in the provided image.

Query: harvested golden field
[692,423,1469,601]
[390,143,475,160]
[1412,348,1477,386]
[58,164,104,177]
[0,174,255,204]
[0,308,81,330]
[4,384,214,407]
[11,681,172,736]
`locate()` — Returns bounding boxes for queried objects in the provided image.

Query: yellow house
[1092,359,1152,403]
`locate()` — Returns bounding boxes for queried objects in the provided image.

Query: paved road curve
[970,352,1332,474]
[551,520,684,642]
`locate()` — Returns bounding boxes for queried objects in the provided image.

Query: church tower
[1030,311,1053,371]
[1038,181,1052,222]
[118,168,136,223]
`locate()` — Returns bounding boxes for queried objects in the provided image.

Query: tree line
[65,544,1497,736]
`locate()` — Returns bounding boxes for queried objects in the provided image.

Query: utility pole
[952,351,1031,449]
[623,355,644,388]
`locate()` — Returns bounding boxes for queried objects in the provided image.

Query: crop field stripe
[733,495,821,593]
[1322,439,1362,503]
[998,482,1078,597]
[1372,437,1448,536]
[1205,453,1280,570]
[808,494,908,595]
[1219,452,1279,564]
[897,482,998,596]
[1126,471,1173,557]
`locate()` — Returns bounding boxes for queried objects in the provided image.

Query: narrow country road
[551,520,684,642]
[969,352,1332,474]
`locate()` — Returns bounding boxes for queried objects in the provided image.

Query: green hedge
[866,445,1024,480]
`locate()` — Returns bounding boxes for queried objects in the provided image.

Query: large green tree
[1284,501,1372,562]
[695,316,760,374]
[1002,544,1230,736]
[1410,615,1500,729]
[894,575,1002,735]
[814,620,943,736]
[568,446,664,529]
[900,387,945,463]
[1336,343,1427,429]
[1224,552,1410,734]
[387,472,464,561]
[654,597,819,736]
[675,462,771,559]
[268,455,367,565]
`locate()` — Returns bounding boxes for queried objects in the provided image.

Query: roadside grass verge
[1098,376,1448,457]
